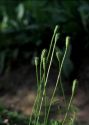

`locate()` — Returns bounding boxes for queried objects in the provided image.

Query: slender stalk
[36,65,39,88]
[56,51,66,105]
[62,79,77,125]
[36,33,59,125]
[43,61,47,124]
[29,64,39,125]
[47,25,59,61]
[61,93,74,125]
[29,92,39,125]
[46,47,68,124]
[40,61,42,83]
[40,62,42,83]
[47,33,55,61]
[58,59,66,106]
[59,66,66,106]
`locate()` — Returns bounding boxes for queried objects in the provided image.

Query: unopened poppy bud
[66,36,70,48]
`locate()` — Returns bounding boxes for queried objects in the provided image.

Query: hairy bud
[35,57,39,66]
[66,36,70,48]
[54,25,59,34]
[41,49,47,62]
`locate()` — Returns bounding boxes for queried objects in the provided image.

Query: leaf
[16,3,24,20]
[1,13,8,30]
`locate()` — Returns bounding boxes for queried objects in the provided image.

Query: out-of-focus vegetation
[0,0,89,74]
[0,1,88,124]
[0,105,62,125]
[29,25,77,125]
[0,25,77,125]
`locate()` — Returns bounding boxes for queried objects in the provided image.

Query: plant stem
[29,65,40,125]
[43,64,47,124]
[47,26,59,61]
[62,93,74,125]
[40,61,42,83]
[29,92,39,125]
[59,70,66,106]
[46,47,68,124]
[36,32,58,125]
[36,65,39,88]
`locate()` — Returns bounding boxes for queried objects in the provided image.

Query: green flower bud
[66,36,70,48]
[72,79,78,94]
[35,57,39,66]
[54,25,59,34]
[56,51,60,62]
[41,49,47,62]
[43,57,46,71]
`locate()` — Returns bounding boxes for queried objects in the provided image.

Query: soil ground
[0,63,89,124]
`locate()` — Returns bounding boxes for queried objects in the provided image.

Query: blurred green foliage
[0,0,89,74]
[0,106,62,125]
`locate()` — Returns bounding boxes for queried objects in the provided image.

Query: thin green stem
[40,61,42,83]
[29,65,39,125]
[58,61,66,106]
[29,92,39,125]
[46,47,68,124]
[60,77,66,106]
[47,33,55,61]
[43,65,47,124]
[36,32,58,125]
[47,26,59,61]
[36,65,39,88]
[62,93,74,125]
[62,79,77,125]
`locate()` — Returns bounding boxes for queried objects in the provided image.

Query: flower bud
[41,49,47,62]
[66,36,70,48]
[72,79,78,94]
[43,57,46,71]
[56,51,60,62]
[35,57,39,66]
[54,25,59,34]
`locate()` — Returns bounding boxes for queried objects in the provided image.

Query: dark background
[0,0,89,76]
